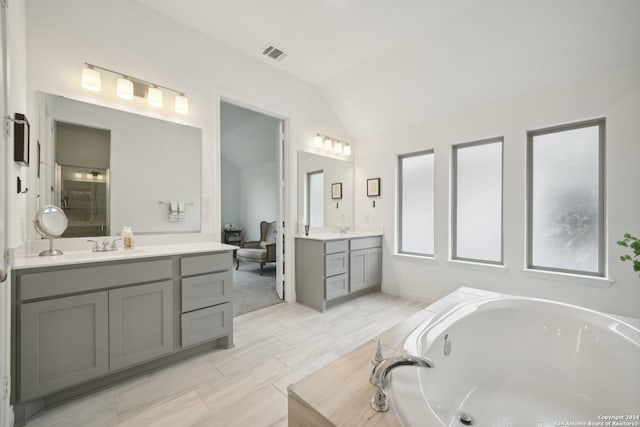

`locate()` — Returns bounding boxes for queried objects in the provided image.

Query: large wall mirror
[31,93,202,238]
[297,151,353,230]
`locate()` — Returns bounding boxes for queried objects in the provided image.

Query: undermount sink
[64,249,146,260]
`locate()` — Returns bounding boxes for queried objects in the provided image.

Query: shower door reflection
[57,165,109,237]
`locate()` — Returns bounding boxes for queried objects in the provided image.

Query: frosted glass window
[528,120,605,276]
[307,171,323,228]
[398,151,434,256]
[453,139,503,263]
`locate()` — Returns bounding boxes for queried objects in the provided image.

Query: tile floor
[24,292,427,427]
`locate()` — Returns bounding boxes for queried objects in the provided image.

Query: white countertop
[295,232,382,241]
[12,241,237,270]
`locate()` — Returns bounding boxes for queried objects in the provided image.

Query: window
[398,150,434,256]
[452,138,503,264]
[527,119,605,276]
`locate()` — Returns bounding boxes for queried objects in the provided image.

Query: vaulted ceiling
[138,0,640,138]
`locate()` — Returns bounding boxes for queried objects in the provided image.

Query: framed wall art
[331,182,343,199]
[367,178,380,197]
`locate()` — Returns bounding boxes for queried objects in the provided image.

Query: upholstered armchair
[235,221,277,275]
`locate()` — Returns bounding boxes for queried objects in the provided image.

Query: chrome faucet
[369,354,434,412]
[339,226,350,234]
[87,238,121,252]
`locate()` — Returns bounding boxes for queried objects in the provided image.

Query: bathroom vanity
[10,242,234,423]
[295,234,382,312]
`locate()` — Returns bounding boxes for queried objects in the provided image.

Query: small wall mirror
[34,205,68,256]
[297,151,353,231]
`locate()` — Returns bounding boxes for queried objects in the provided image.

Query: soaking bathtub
[389,296,640,427]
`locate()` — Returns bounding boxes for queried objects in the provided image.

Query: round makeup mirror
[34,205,68,256]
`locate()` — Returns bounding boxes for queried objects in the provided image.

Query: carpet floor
[232,261,282,316]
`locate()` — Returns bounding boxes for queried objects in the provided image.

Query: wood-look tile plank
[114,356,223,421]
[194,384,287,427]
[115,391,209,427]
[197,356,291,412]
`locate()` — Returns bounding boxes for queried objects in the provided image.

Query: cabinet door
[366,247,382,288]
[349,249,367,292]
[350,248,382,292]
[20,292,109,400]
[109,281,173,371]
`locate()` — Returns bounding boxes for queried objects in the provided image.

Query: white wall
[241,162,278,242]
[354,64,640,318]
[22,0,350,245]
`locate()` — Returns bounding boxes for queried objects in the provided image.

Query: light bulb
[147,86,163,107]
[313,134,323,148]
[174,94,189,114]
[334,141,343,154]
[116,77,134,100]
[343,144,351,156]
[324,138,333,151]
[81,67,101,92]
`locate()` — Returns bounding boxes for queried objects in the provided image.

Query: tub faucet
[369,354,434,412]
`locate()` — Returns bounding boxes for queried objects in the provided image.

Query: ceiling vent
[261,45,288,62]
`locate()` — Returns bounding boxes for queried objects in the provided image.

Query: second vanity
[10,240,236,424]
[295,233,382,312]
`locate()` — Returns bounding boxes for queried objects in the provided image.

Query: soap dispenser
[121,226,134,249]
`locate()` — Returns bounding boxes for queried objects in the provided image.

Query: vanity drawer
[181,303,232,347]
[181,252,232,276]
[325,240,347,255]
[326,274,348,300]
[181,271,231,312]
[19,259,173,301]
[325,252,348,277]
[349,236,382,251]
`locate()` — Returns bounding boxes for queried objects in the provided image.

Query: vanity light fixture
[81,65,101,92]
[81,63,189,114]
[313,132,352,156]
[147,86,163,108]
[116,77,134,100]
[313,134,323,148]
[334,141,343,154]
[174,94,189,114]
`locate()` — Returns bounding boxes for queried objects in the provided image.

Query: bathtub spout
[369,354,434,412]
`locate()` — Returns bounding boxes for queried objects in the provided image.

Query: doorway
[219,101,285,316]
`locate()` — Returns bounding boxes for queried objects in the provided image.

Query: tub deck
[287,287,500,426]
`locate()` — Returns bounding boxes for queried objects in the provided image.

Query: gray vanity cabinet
[295,235,382,312]
[109,280,173,371]
[20,292,109,401]
[13,250,234,409]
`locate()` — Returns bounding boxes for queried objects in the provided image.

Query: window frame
[397,149,435,257]
[526,118,606,277]
[451,137,504,265]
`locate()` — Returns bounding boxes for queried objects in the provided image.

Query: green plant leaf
[617,241,628,247]
[625,254,633,260]
[624,233,631,238]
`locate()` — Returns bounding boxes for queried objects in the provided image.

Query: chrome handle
[86,239,99,252]
[110,238,123,250]
[0,267,7,283]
